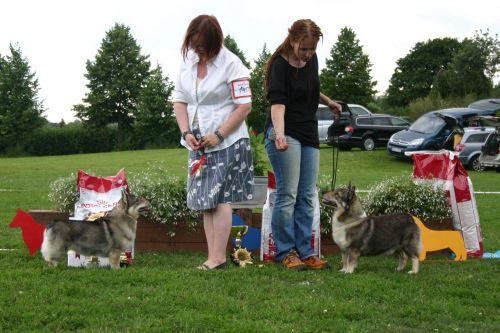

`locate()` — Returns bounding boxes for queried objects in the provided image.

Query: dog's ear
[116,190,127,209]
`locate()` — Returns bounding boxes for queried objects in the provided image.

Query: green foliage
[0,44,45,153]
[47,164,199,232]
[320,27,376,105]
[248,44,271,131]
[363,174,452,222]
[248,127,266,176]
[386,38,461,106]
[407,94,477,121]
[134,65,178,148]
[73,23,151,141]
[48,172,79,212]
[128,163,199,233]
[223,35,250,68]
[433,31,499,98]
[23,123,118,156]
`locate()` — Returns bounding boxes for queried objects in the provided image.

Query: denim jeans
[265,135,319,262]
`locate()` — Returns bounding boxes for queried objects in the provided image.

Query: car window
[464,133,490,143]
[356,117,373,125]
[372,117,391,126]
[349,106,370,116]
[410,114,445,134]
[390,117,409,126]
[316,107,333,121]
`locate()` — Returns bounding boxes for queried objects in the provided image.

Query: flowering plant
[47,164,199,234]
[317,174,452,234]
[363,174,452,222]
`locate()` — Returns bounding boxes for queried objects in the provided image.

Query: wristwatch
[214,130,225,143]
[182,130,192,140]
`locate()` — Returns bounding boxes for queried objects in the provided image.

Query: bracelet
[182,130,192,140]
[214,130,225,143]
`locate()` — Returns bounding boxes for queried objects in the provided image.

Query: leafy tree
[248,44,271,131]
[74,23,150,141]
[223,35,250,68]
[432,31,499,98]
[0,44,45,153]
[386,38,461,106]
[320,27,376,106]
[134,65,177,147]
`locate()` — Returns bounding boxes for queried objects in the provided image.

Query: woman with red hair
[265,19,341,270]
[173,15,253,270]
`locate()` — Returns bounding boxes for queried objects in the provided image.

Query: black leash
[330,115,340,190]
[330,102,351,190]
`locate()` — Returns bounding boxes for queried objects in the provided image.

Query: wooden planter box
[28,210,453,256]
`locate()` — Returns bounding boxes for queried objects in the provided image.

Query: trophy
[230,225,253,267]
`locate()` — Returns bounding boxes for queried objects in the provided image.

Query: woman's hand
[275,133,288,151]
[328,100,342,115]
[201,133,221,149]
[185,134,202,151]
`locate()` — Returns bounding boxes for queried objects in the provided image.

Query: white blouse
[173,47,252,152]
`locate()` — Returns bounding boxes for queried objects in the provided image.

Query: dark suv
[333,115,411,150]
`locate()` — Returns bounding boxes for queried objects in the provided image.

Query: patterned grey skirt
[187,139,254,211]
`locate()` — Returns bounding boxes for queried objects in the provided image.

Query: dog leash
[330,113,340,190]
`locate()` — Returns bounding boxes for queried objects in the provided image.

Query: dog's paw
[407,270,418,274]
[339,268,346,273]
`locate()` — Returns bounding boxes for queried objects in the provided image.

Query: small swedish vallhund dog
[41,192,150,269]
[322,183,422,274]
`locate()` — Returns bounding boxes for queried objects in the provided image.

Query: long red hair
[265,19,323,90]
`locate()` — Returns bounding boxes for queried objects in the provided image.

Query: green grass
[1,147,499,332]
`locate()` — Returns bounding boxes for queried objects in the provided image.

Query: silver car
[479,130,500,171]
[456,127,496,171]
[317,104,372,143]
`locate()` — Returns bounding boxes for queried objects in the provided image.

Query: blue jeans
[265,135,319,262]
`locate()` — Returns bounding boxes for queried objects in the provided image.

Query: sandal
[196,262,227,270]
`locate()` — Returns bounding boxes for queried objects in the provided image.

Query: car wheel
[470,155,484,172]
[362,136,375,151]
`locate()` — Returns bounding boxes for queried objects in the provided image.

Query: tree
[0,44,45,153]
[74,23,150,141]
[248,44,271,132]
[386,38,461,106]
[320,27,376,106]
[223,35,250,68]
[432,31,499,98]
[134,65,177,147]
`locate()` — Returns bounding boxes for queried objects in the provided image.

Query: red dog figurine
[9,209,46,255]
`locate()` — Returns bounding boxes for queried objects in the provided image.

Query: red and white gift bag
[68,169,132,267]
[260,171,321,262]
[411,150,483,257]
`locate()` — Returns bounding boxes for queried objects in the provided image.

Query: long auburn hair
[181,15,223,60]
[265,19,323,91]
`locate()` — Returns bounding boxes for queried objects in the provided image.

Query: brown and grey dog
[322,183,421,274]
[41,192,149,269]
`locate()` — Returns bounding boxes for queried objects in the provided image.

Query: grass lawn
[1,147,499,332]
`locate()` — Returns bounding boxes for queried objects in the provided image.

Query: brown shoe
[282,252,307,270]
[302,256,330,270]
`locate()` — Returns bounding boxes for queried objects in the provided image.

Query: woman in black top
[265,19,341,270]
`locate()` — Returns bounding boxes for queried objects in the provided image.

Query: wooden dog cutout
[412,216,467,261]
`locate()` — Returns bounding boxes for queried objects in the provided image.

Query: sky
[1,0,499,122]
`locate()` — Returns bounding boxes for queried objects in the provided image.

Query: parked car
[387,103,500,159]
[455,127,496,171]
[317,104,371,143]
[333,114,411,150]
[479,127,500,171]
